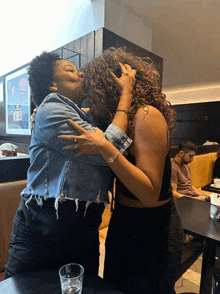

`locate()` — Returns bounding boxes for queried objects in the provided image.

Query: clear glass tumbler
[59,263,84,294]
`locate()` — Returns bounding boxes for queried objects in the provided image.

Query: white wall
[147,1,220,105]
[165,84,220,105]
[1,0,104,77]
[104,0,152,52]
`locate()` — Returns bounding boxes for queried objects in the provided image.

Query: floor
[99,235,202,293]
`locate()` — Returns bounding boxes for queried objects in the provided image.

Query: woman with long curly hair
[60,47,184,294]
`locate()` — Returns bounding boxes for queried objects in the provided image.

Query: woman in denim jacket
[4,51,136,279]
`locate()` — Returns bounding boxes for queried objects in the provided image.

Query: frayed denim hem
[23,193,108,219]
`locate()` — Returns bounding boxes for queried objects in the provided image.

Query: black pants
[104,198,184,294]
[4,194,105,279]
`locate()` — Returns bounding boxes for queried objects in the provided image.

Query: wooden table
[175,197,220,294]
[0,268,124,293]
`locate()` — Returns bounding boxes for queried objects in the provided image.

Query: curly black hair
[81,47,176,135]
[28,51,61,106]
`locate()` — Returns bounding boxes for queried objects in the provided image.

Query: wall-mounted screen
[5,66,31,135]
[0,81,3,102]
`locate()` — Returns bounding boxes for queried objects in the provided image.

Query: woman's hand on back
[58,119,108,157]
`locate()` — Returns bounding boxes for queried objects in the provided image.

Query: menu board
[5,66,31,135]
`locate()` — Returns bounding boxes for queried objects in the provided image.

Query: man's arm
[192,186,210,200]
[172,183,209,201]
[171,163,184,199]
[171,182,186,200]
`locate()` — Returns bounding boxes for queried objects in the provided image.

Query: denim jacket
[21,93,132,209]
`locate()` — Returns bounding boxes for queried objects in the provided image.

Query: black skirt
[104,198,184,294]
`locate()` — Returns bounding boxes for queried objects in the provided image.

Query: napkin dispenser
[210,193,220,220]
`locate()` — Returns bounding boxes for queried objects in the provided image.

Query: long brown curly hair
[81,47,175,135]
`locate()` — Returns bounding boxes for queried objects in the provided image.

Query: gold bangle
[116,109,128,114]
[107,151,120,163]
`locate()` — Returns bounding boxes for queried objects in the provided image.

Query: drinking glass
[59,263,84,294]
[210,203,220,221]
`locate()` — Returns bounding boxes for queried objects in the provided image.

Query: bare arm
[171,183,186,200]
[110,63,136,133]
[171,182,209,201]
[192,186,210,200]
[104,107,168,206]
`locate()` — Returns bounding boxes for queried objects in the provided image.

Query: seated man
[0,143,18,157]
[171,141,209,201]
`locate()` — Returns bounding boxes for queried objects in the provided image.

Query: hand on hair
[111,62,136,94]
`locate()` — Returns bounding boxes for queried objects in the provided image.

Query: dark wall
[0,156,30,183]
[169,144,220,158]
[172,101,220,146]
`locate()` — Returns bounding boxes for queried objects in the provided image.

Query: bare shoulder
[134,105,167,132]
[132,105,169,155]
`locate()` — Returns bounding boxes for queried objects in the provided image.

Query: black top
[116,152,173,201]
[213,157,220,179]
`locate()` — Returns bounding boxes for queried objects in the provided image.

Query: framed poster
[5,66,31,135]
[0,81,3,102]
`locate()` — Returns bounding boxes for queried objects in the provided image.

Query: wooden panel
[87,31,95,61]
[94,28,103,57]
[80,34,88,68]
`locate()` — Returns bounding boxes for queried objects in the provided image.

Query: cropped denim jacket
[21,93,132,213]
